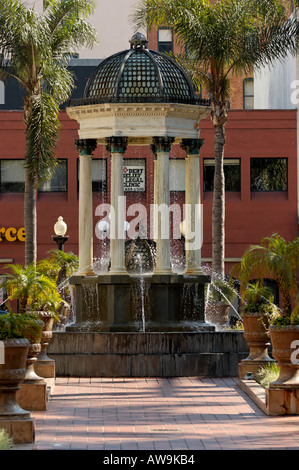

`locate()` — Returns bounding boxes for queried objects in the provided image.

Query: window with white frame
[243,78,254,109]
[158,28,173,54]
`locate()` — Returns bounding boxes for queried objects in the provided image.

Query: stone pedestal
[34,360,55,379]
[266,387,299,415]
[17,382,48,411]
[0,417,35,444]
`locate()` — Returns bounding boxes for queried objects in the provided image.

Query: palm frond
[24,92,60,184]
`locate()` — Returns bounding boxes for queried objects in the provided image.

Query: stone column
[152,136,175,274]
[106,136,128,274]
[75,138,97,275]
[180,138,205,274]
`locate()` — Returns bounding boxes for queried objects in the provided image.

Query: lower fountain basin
[67,272,213,333]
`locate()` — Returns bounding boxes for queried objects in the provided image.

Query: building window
[39,160,67,192]
[203,159,241,192]
[0,159,25,192]
[0,81,5,105]
[123,159,146,192]
[250,158,288,192]
[92,159,107,192]
[243,78,254,109]
[158,28,173,54]
[78,159,107,192]
[170,159,185,191]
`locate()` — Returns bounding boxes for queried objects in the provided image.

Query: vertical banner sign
[123,164,145,192]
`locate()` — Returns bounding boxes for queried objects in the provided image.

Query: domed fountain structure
[49,33,244,377]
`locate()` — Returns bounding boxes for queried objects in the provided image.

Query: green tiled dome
[74,33,207,106]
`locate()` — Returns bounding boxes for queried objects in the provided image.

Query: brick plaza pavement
[13,376,299,451]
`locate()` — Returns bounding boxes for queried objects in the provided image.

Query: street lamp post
[53,216,69,251]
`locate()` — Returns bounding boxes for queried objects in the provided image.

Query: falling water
[137,254,146,332]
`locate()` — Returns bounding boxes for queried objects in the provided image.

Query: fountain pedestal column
[76,139,97,275]
[106,137,128,274]
[152,136,174,274]
[180,138,205,275]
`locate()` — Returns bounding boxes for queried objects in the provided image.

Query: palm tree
[0,0,97,266]
[133,0,298,278]
[38,249,78,294]
[233,233,299,317]
[1,263,62,314]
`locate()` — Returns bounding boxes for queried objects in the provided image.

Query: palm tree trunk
[24,168,37,266]
[212,124,225,278]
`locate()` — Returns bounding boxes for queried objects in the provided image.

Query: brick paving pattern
[14,376,299,450]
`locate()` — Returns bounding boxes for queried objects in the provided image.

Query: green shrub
[0,429,13,450]
[0,312,43,341]
[255,363,280,388]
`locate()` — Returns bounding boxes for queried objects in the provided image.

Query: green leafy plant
[208,278,236,304]
[242,281,280,319]
[37,250,78,297]
[0,428,13,450]
[255,363,280,388]
[232,234,299,323]
[0,312,43,341]
[1,263,63,321]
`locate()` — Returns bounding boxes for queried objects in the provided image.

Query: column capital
[152,136,175,154]
[105,136,128,154]
[180,138,205,156]
[75,138,97,156]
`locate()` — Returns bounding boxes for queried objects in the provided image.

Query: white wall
[254,51,296,110]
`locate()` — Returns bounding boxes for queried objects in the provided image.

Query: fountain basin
[67,272,213,333]
[48,330,248,377]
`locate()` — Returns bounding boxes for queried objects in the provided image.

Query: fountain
[47,33,249,377]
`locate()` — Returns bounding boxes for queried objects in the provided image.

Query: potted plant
[0,312,42,419]
[1,263,63,376]
[19,313,44,383]
[234,233,299,388]
[37,250,78,326]
[205,277,236,329]
[240,281,279,363]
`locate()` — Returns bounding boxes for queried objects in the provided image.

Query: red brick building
[0,108,296,281]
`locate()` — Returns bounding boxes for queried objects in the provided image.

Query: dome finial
[129,32,148,49]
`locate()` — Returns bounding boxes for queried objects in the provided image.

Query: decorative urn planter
[269,325,299,388]
[0,338,30,418]
[242,313,273,362]
[35,311,55,378]
[205,300,230,330]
